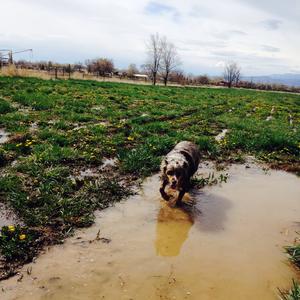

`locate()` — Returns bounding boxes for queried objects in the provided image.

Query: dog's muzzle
[170,181,177,189]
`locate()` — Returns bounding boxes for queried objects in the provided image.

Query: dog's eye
[166,170,173,176]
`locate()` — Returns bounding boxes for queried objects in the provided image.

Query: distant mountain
[243,73,300,87]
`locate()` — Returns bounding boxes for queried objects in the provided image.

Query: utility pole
[0,49,32,65]
[8,51,13,64]
[0,49,10,69]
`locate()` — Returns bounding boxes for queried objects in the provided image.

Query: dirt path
[1,164,300,300]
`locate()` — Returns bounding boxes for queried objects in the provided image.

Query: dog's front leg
[176,189,186,206]
[160,179,170,201]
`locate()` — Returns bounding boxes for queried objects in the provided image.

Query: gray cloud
[213,30,247,40]
[210,50,287,69]
[211,50,243,58]
[238,0,300,20]
[261,19,282,30]
[144,1,180,21]
[188,5,212,18]
[261,45,280,52]
[183,39,227,48]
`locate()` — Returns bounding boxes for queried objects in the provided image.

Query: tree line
[4,33,300,92]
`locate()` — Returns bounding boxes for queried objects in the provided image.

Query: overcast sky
[1,0,299,76]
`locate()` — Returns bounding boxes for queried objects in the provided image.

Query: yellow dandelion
[8,225,15,232]
[19,234,26,240]
[127,136,134,141]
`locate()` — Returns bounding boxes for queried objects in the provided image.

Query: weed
[191,172,229,188]
[286,244,300,269]
[0,98,15,114]
[279,280,300,300]
[0,225,41,262]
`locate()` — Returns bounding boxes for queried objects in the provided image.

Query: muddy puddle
[1,164,300,300]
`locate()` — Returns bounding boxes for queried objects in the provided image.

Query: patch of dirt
[0,129,10,144]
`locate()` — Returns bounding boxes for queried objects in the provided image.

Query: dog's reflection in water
[155,196,194,257]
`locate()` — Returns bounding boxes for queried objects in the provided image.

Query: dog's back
[172,141,200,175]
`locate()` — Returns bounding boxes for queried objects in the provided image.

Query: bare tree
[96,58,114,76]
[223,62,241,88]
[127,63,139,78]
[145,33,163,85]
[169,70,186,85]
[160,37,181,86]
[74,62,84,72]
[85,58,114,76]
[195,74,210,85]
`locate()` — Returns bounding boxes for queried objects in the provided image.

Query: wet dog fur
[160,141,200,206]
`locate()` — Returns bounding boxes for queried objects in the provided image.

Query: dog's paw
[161,193,171,201]
[163,196,170,202]
[180,199,195,207]
[184,199,195,207]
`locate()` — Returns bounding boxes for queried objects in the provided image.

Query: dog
[160,141,200,206]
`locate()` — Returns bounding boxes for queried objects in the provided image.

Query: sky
[1,0,300,76]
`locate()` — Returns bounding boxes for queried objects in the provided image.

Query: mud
[29,122,38,133]
[215,129,228,142]
[0,204,20,228]
[1,164,300,300]
[100,157,118,170]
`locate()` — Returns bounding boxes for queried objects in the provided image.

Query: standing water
[1,164,300,300]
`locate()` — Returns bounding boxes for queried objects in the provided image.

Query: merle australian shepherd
[160,141,200,206]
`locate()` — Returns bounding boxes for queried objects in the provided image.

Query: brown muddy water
[1,164,300,300]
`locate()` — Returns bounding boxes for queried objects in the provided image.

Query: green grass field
[0,76,300,276]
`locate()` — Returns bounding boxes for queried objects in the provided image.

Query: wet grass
[279,280,300,300]
[286,244,300,269]
[282,234,300,298]
[0,98,15,114]
[0,76,299,279]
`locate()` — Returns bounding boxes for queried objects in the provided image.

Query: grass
[0,98,15,114]
[286,244,300,269]
[0,76,299,278]
[281,235,300,299]
[279,280,300,300]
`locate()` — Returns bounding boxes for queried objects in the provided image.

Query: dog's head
[164,160,187,190]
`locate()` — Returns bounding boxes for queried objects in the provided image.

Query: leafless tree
[169,70,186,85]
[195,75,210,85]
[74,62,84,72]
[96,58,114,76]
[160,37,181,86]
[85,58,114,76]
[223,62,241,88]
[144,33,163,85]
[127,63,139,78]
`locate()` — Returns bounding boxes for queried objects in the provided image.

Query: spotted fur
[160,141,200,205]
